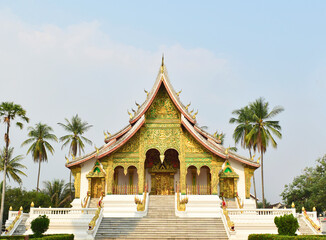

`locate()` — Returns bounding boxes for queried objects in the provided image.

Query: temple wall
[228,158,246,201]
[80,159,96,200]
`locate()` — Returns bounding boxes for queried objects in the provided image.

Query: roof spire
[161,54,164,73]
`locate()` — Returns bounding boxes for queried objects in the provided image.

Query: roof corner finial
[161,54,164,73]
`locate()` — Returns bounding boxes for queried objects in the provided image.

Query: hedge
[0,234,74,240]
[248,234,326,240]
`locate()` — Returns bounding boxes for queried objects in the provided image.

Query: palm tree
[0,102,29,226]
[0,147,27,184]
[230,106,258,206]
[246,98,284,208]
[58,114,93,156]
[58,114,92,199]
[43,179,70,207]
[21,123,57,192]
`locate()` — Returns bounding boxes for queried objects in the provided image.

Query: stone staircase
[298,215,316,235]
[95,195,228,239]
[13,214,29,235]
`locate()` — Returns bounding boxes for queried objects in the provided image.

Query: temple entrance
[145,149,180,195]
[220,178,235,198]
[91,177,103,198]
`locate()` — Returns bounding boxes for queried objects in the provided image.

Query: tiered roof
[66,59,260,168]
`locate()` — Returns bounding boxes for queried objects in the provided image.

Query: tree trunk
[70,171,72,201]
[0,121,10,227]
[249,149,258,208]
[261,152,265,208]
[37,159,41,192]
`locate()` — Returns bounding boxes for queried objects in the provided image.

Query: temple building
[66,58,260,206]
[4,58,322,240]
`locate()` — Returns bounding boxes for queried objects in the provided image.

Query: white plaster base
[102,194,148,217]
[175,194,222,218]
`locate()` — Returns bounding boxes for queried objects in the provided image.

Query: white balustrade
[30,207,97,216]
[227,208,295,216]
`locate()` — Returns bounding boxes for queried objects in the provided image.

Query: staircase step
[95,195,228,239]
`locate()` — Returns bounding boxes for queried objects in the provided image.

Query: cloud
[0,10,233,193]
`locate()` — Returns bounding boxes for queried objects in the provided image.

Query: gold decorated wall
[94,85,231,195]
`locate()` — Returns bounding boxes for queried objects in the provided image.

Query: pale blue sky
[0,1,325,203]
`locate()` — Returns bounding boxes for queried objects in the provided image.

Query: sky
[0,1,325,203]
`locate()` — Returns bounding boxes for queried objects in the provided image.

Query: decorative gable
[219,160,239,178]
[86,160,106,178]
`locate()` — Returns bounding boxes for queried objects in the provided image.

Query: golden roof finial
[186,102,191,110]
[106,131,111,137]
[128,110,133,119]
[71,153,75,160]
[65,156,69,164]
[9,206,12,211]
[144,89,149,97]
[103,131,108,139]
[95,146,99,155]
[193,110,198,119]
[161,54,164,73]
[225,147,230,155]
[176,90,182,96]
[291,202,295,208]
[31,202,34,207]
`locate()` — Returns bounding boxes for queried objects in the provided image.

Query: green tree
[0,102,29,226]
[21,123,57,191]
[58,114,92,199]
[43,179,71,207]
[246,98,284,208]
[57,114,93,157]
[230,106,258,207]
[0,147,27,184]
[281,155,326,213]
[1,187,51,224]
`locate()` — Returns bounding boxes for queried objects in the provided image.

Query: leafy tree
[1,187,51,225]
[281,155,326,213]
[257,198,271,208]
[246,98,284,208]
[230,106,258,207]
[0,147,26,184]
[43,179,71,207]
[21,123,57,191]
[58,114,92,199]
[0,102,29,226]
[57,114,93,157]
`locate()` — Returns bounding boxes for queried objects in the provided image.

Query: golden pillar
[211,165,219,195]
[138,162,144,194]
[106,160,114,194]
[180,160,186,194]
[71,167,81,198]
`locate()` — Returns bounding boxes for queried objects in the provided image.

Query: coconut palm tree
[0,102,29,226]
[246,98,284,208]
[230,106,258,206]
[21,123,57,192]
[0,147,27,184]
[58,114,92,199]
[58,114,93,156]
[43,179,70,207]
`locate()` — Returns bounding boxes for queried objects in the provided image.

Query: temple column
[138,162,144,194]
[71,167,81,198]
[180,161,186,194]
[101,178,105,195]
[87,178,91,193]
[106,161,114,194]
[211,165,219,195]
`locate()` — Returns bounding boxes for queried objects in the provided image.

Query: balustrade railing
[303,209,321,232]
[186,185,211,195]
[113,184,138,195]
[30,207,97,216]
[227,208,295,216]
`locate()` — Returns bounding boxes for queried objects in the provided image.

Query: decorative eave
[66,115,145,168]
[104,124,132,143]
[181,115,260,168]
[129,64,196,125]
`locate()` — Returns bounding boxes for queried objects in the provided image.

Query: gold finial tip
[31,202,34,207]
[19,206,23,211]
[161,54,164,66]
[291,202,295,208]
[9,206,12,211]
[313,207,316,211]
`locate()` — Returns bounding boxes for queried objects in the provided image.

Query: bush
[0,234,74,240]
[30,215,50,238]
[274,214,299,236]
[248,234,326,240]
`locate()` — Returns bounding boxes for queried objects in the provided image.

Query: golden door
[156,174,172,195]
[91,178,102,198]
[221,178,234,198]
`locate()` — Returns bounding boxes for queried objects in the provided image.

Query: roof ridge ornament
[176,90,182,96]
[161,54,164,73]
[186,102,191,110]
[127,110,133,119]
